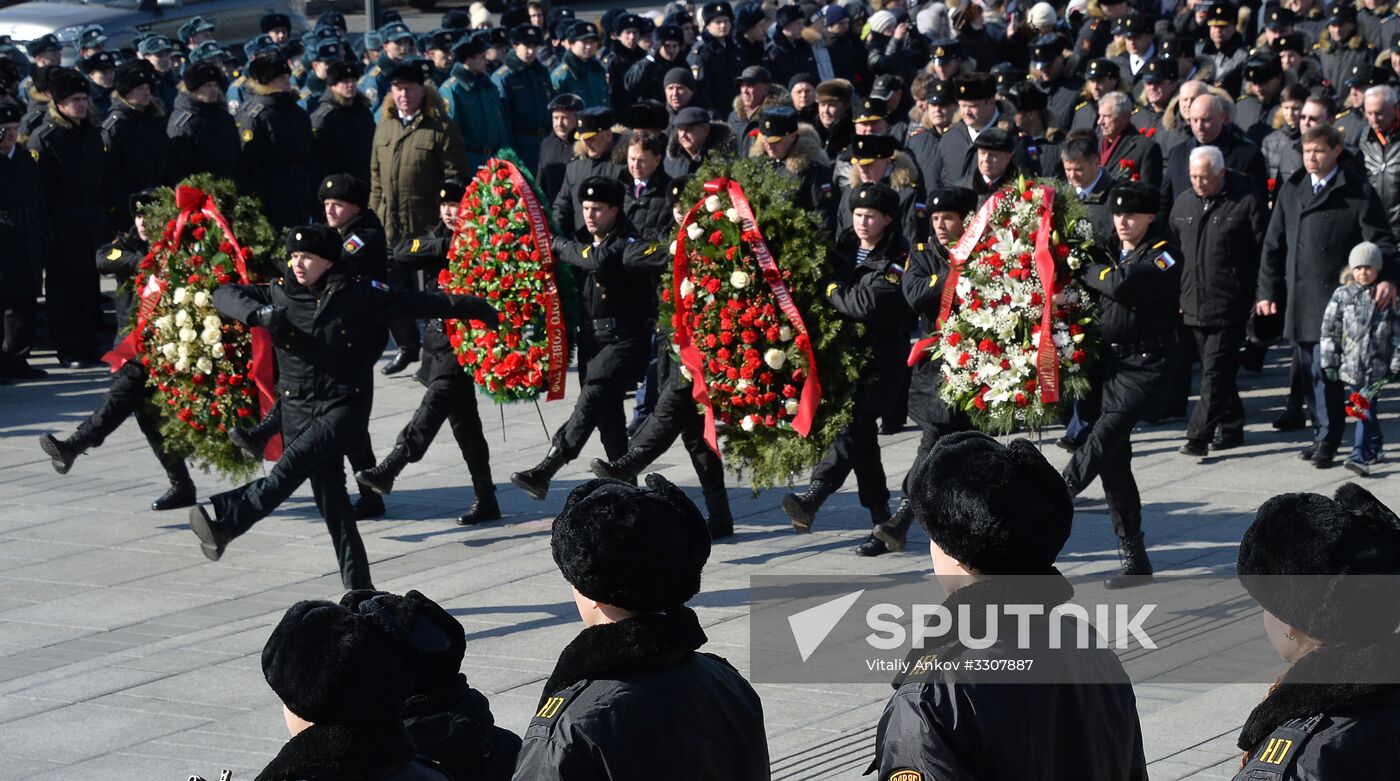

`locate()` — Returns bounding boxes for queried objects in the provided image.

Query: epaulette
[368,64,381,77]
[299,87,311,100]
[102,113,119,131]
[526,680,589,734]
[442,76,457,89]
[1131,105,1141,114]
[1075,100,1089,110]
[916,242,926,251]
[1152,240,1167,249]
[173,111,191,128]
[1336,108,1352,119]
[249,102,265,117]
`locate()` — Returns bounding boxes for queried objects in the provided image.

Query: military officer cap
[78,51,120,74]
[638,17,657,37]
[1204,2,1237,26]
[326,61,360,84]
[0,97,21,125]
[992,64,1027,94]
[616,12,647,32]
[668,175,691,205]
[953,72,996,101]
[320,174,370,209]
[47,68,88,103]
[26,34,59,57]
[189,41,227,64]
[1109,183,1160,214]
[851,182,900,217]
[137,36,174,56]
[568,20,601,41]
[775,4,807,28]
[1263,5,1296,29]
[579,176,625,208]
[311,40,346,62]
[1345,62,1381,88]
[734,2,768,32]
[1158,34,1196,58]
[1244,52,1283,83]
[452,34,487,61]
[576,107,615,139]
[760,105,799,139]
[972,126,1016,153]
[1276,32,1306,54]
[929,37,963,62]
[548,8,577,36]
[1007,81,1048,112]
[440,176,467,203]
[927,78,955,105]
[425,29,457,52]
[870,73,903,100]
[1029,33,1068,64]
[701,2,734,23]
[379,21,415,44]
[319,10,349,32]
[1113,13,1152,37]
[260,13,292,33]
[664,67,698,89]
[244,34,278,61]
[1328,3,1357,25]
[816,78,854,105]
[248,55,292,85]
[852,97,886,124]
[129,187,161,218]
[178,16,216,42]
[656,23,686,45]
[183,61,227,92]
[1084,57,1121,82]
[286,224,343,261]
[509,24,546,46]
[1140,55,1177,83]
[485,27,510,48]
[735,64,772,85]
[78,26,107,50]
[386,58,431,84]
[671,105,710,127]
[927,186,977,217]
[621,100,668,132]
[549,92,584,113]
[850,134,899,164]
[282,38,307,60]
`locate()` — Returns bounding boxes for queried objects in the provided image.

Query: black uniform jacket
[95,231,146,344]
[554,223,658,384]
[511,607,770,781]
[254,720,450,781]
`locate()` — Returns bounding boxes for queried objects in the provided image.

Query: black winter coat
[536,133,574,209]
[511,607,769,781]
[1084,228,1183,346]
[828,229,916,372]
[254,721,450,781]
[689,32,745,110]
[392,222,463,383]
[1169,171,1269,328]
[337,210,389,282]
[1258,165,1399,342]
[236,86,316,229]
[402,674,521,781]
[1233,641,1400,781]
[871,574,1148,781]
[102,96,170,227]
[27,107,107,273]
[1358,123,1400,240]
[749,126,838,240]
[765,33,819,88]
[623,170,674,240]
[1100,124,1163,191]
[311,91,376,186]
[1163,124,1267,208]
[0,141,47,294]
[552,140,627,239]
[554,223,657,384]
[929,115,1032,189]
[167,90,240,182]
[1074,169,1118,244]
[663,121,732,181]
[94,231,146,345]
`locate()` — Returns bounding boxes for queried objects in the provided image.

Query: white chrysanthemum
[203,315,221,331]
[155,315,174,332]
[193,290,209,308]
[196,357,213,374]
[201,327,221,346]
[740,414,757,432]
[686,223,704,240]
[730,270,750,289]
[704,195,722,212]
[179,327,197,343]
[784,399,799,415]
[175,309,190,327]
[174,358,189,373]
[725,207,740,223]
[211,343,225,358]
[764,349,785,369]
[172,287,188,305]
[161,343,178,360]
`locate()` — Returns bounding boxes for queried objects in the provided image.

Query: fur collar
[323,88,370,111]
[571,125,630,161]
[1238,640,1400,751]
[731,84,790,122]
[747,123,828,175]
[110,93,167,120]
[255,722,418,781]
[844,150,919,190]
[401,673,491,721]
[536,606,707,708]
[377,83,447,122]
[248,79,294,98]
[45,103,93,129]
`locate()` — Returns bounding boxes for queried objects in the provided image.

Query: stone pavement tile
[24,749,245,781]
[8,664,172,704]
[115,647,243,675]
[0,701,212,764]
[89,690,251,723]
[0,756,64,780]
[0,620,93,650]
[0,586,217,631]
[2,547,202,588]
[0,695,67,724]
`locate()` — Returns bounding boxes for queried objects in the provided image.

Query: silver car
[0,0,308,62]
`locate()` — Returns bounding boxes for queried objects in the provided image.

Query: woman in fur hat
[1233,484,1400,778]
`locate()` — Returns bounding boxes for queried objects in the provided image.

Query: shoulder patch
[241,128,254,143]
[581,245,591,258]
[370,279,391,291]
[343,234,365,254]
[1155,251,1176,271]
[106,247,123,260]
[889,772,924,781]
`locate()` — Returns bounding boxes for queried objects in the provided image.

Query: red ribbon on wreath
[673,177,822,455]
[906,183,1061,403]
[103,185,281,458]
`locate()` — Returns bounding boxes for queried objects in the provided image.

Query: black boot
[38,426,97,475]
[381,348,419,375]
[355,444,410,496]
[589,449,646,483]
[457,490,501,525]
[512,446,568,501]
[856,504,892,556]
[704,488,734,540]
[354,489,386,520]
[152,464,196,511]
[872,497,914,552]
[782,481,834,533]
[1104,533,1153,590]
[229,410,278,459]
[187,504,230,561]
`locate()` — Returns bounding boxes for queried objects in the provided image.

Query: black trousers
[1296,341,1347,449]
[395,368,494,495]
[209,412,372,589]
[84,361,190,482]
[900,360,971,494]
[553,330,641,462]
[1064,407,1141,539]
[1185,323,1246,443]
[386,264,422,354]
[1,280,37,361]
[46,265,101,359]
[256,399,377,479]
[628,378,726,498]
[810,369,900,511]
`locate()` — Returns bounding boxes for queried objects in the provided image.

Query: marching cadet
[1064,183,1183,589]
[354,178,502,527]
[440,34,511,172]
[310,60,374,185]
[871,432,1148,779]
[38,190,196,512]
[781,183,916,554]
[1232,484,1400,780]
[236,55,315,230]
[550,21,608,108]
[103,60,171,230]
[749,106,838,240]
[168,61,239,182]
[552,107,626,238]
[188,224,499,589]
[492,24,554,174]
[873,186,977,553]
[837,134,929,243]
[590,176,735,539]
[511,177,656,501]
[512,475,768,778]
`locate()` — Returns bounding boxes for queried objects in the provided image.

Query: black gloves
[251,304,290,336]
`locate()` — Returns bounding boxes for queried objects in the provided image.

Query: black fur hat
[182,61,227,93]
[910,432,1072,574]
[47,67,90,104]
[248,54,291,85]
[326,60,361,85]
[1238,484,1400,644]
[551,474,711,611]
[285,224,343,262]
[114,60,158,97]
[319,173,370,209]
[261,600,413,725]
[339,589,467,694]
